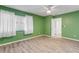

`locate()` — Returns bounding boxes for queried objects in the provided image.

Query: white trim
[2,35,79,46]
[62,37,79,42]
[0,35,45,46]
[51,17,62,37]
[51,36,62,38]
[43,35,51,37]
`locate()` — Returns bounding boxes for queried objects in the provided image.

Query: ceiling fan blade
[42,5,49,10]
[42,5,57,15]
[50,5,57,10]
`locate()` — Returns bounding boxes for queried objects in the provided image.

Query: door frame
[51,17,62,38]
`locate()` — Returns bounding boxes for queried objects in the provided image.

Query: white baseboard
[1,35,72,46]
[43,35,51,37]
[0,35,46,46]
[1,35,79,46]
[62,37,79,42]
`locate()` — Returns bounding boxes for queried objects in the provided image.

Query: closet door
[51,18,62,38]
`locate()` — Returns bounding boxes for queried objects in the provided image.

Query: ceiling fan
[42,5,57,15]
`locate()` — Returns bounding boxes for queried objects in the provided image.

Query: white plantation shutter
[0,10,16,38]
[12,14,16,36]
[0,10,33,38]
[16,15,24,31]
[24,16,28,34]
[24,15,33,34]
[27,15,33,34]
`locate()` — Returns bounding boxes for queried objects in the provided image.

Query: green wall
[62,11,79,40]
[44,16,52,36]
[0,5,45,45]
[44,10,79,40]
[1,5,79,45]
[54,11,79,40]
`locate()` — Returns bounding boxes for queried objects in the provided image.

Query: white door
[51,18,62,38]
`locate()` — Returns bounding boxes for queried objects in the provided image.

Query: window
[16,15,24,31]
[0,10,16,38]
[24,15,33,34]
[0,10,33,38]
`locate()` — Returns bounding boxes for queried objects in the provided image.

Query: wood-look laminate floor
[0,36,79,53]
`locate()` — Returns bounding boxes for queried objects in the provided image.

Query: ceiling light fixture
[47,10,51,14]
[43,5,57,15]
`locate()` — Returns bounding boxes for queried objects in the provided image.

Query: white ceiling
[6,5,79,16]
